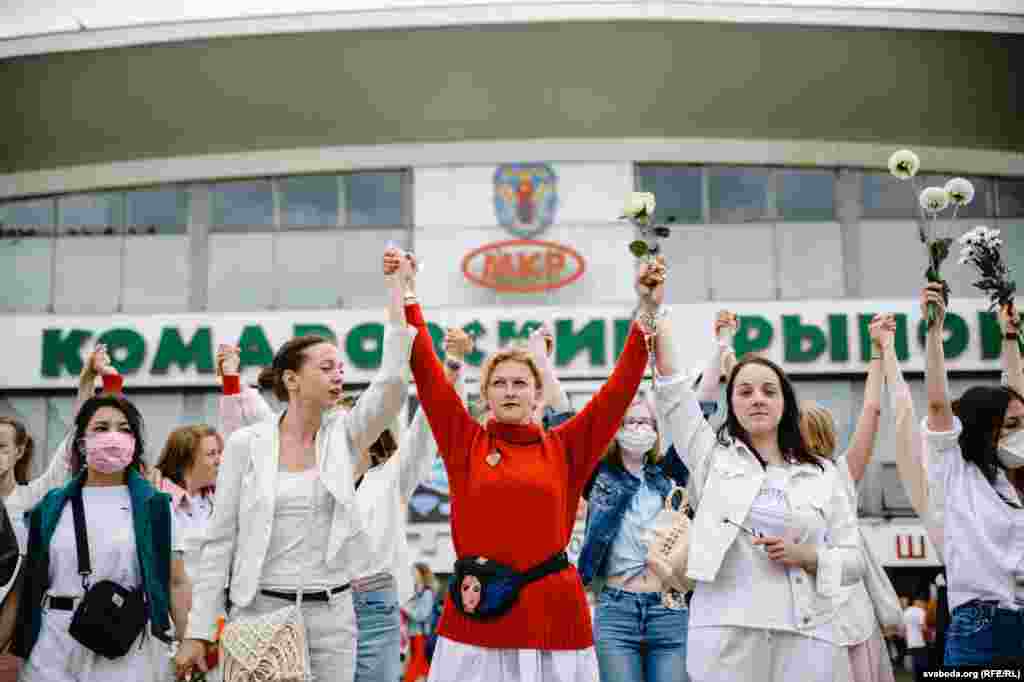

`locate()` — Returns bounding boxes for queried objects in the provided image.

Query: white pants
[427,636,599,682]
[231,591,357,682]
[19,609,163,682]
[687,626,850,682]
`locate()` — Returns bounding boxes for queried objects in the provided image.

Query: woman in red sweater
[396,251,664,682]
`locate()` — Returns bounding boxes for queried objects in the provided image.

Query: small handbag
[646,485,695,593]
[858,526,902,628]
[220,473,314,682]
[67,492,148,659]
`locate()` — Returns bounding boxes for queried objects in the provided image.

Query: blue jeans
[594,587,689,682]
[944,600,1024,667]
[354,587,402,682]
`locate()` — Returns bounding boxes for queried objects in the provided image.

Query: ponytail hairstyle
[0,416,35,484]
[257,334,333,402]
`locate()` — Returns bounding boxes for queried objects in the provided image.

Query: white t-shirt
[173,493,214,581]
[690,465,832,640]
[903,605,926,649]
[47,485,181,597]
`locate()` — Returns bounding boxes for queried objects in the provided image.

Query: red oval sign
[461,239,586,293]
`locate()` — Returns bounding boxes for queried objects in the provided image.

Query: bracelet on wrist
[1004,332,1019,341]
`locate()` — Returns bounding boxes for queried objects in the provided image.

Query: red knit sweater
[405,303,649,650]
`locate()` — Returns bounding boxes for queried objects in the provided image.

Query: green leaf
[629,240,649,258]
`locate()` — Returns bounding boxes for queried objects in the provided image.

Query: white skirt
[426,637,599,682]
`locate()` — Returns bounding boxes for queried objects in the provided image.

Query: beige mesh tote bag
[645,485,695,593]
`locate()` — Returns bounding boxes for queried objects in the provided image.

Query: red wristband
[101,373,124,394]
[222,374,241,395]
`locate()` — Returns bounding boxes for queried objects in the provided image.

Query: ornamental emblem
[494,163,558,238]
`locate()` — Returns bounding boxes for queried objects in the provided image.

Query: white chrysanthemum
[888,149,921,180]
[622,192,656,221]
[944,178,975,206]
[919,186,949,214]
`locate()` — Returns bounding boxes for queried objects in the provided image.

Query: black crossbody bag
[67,491,148,659]
[449,551,569,620]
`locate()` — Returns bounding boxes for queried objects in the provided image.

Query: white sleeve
[653,372,721,508]
[12,434,73,511]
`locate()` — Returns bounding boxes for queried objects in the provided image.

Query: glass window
[58,192,123,236]
[281,175,340,228]
[636,165,703,224]
[778,169,835,221]
[346,172,404,227]
[863,172,993,219]
[126,187,188,235]
[210,180,273,231]
[0,197,54,237]
[709,168,770,223]
[998,178,1024,218]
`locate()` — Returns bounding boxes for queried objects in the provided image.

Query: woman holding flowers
[398,248,660,682]
[799,314,898,682]
[920,282,1024,667]
[652,309,864,682]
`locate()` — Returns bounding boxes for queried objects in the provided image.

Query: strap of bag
[70,492,92,589]
[519,551,570,585]
[663,485,687,512]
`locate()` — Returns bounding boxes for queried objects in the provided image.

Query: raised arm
[555,258,663,493]
[397,328,471,499]
[999,302,1024,397]
[401,253,481,476]
[694,310,736,404]
[923,284,955,432]
[528,323,570,413]
[844,314,888,485]
[217,345,275,441]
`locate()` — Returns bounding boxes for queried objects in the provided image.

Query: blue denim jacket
[577,401,717,587]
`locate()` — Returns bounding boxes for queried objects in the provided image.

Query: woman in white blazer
[651,311,864,682]
[175,252,416,682]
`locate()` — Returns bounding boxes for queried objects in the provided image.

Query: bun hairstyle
[257,334,333,402]
[0,416,35,485]
[799,402,838,460]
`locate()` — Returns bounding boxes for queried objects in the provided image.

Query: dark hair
[257,335,334,402]
[369,428,398,466]
[156,424,222,489]
[0,416,35,485]
[715,356,823,471]
[952,385,1024,506]
[71,394,146,477]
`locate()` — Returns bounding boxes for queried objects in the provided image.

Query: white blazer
[186,323,416,641]
[655,373,864,632]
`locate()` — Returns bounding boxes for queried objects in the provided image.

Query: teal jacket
[13,469,174,659]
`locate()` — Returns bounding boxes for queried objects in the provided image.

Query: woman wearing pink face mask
[13,394,191,682]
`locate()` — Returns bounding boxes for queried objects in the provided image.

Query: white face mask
[615,426,657,455]
[997,428,1024,469]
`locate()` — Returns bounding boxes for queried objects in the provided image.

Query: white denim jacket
[186,322,416,641]
[655,373,864,631]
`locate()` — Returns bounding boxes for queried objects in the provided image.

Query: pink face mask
[84,432,135,474]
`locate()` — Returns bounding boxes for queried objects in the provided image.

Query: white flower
[919,186,949,214]
[944,177,975,206]
[888,149,921,180]
[622,192,656,222]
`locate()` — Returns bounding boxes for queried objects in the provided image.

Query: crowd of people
[0,247,1019,682]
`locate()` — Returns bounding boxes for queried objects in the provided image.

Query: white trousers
[687,626,850,682]
[427,636,599,682]
[19,609,164,682]
[231,591,357,682]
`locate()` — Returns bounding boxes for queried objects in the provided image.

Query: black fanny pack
[450,551,569,620]
[67,491,148,659]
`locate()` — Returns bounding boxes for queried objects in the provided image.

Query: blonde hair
[480,349,544,395]
[414,562,439,593]
[799,402,837,459]
[603,393,663,468]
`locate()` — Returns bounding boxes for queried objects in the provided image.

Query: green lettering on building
[498,320,542,347]
[238,325,274,370]
[613,318,632,361]
[426,322,446,358]
[462,320,486,367]
[293,324,337,344]
[858,314,909,361]
[97,328,147,374]
[556,319,605,367]
[783,315,826,363]
[734,316,772,358]
[978,312,1001,360]
[346,322,384,370]
[916,314,968,359]
[41,328,92,377]
[828,314,849,362]
[151,327,214,375]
